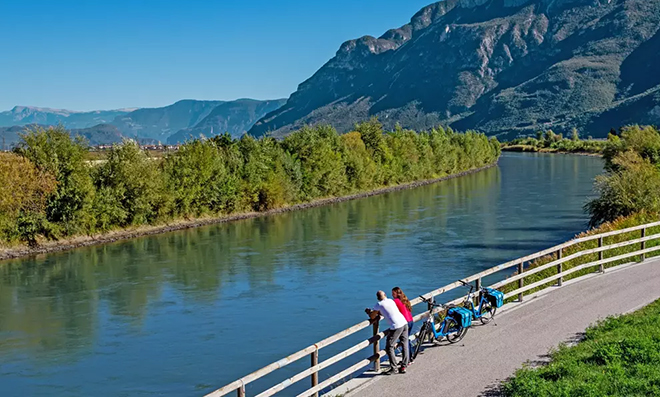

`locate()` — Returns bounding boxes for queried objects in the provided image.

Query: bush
[587,126,660,226]
[502,130,606,154]
[13,126,94,236]
[0,152,57,243]
[4,121,500,245]
[92,140,171,230]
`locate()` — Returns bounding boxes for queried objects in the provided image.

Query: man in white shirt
[365,290,410,374]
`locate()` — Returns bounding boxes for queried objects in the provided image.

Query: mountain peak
[250,0,660,139]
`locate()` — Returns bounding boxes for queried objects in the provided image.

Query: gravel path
[350,258,660,397]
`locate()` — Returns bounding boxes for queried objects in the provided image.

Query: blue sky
[0,0,432,111]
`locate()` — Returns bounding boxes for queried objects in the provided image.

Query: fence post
[237,383,245,397]
[518,262,524,302]
[641,228,647,261]
[372,320,380,372]
[310,347,319,397]
[474,277,482,306]
[557,249,563,287]
[599,237,604,273]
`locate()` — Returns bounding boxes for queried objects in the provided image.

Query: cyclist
[392,286,414,365]
[365,290,410,374]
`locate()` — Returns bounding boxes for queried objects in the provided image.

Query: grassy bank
[499,212,660,301]
[502,298,660,396]
[0,119,500,251]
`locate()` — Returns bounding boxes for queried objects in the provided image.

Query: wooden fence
[206,220,660,397]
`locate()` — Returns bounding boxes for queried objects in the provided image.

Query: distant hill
[167,99,287,144]
[110,100,223,142]
[1,124,129,148]
[0,106,133,129]
[249,0,660,140]
[1,98,287,146]
[69,124,127,146]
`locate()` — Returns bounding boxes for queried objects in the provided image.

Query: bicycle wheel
[445,318,468,344]
[412,324,428,360]
[479,301,497,324]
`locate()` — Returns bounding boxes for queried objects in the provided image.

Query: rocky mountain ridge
[249,0,660,139]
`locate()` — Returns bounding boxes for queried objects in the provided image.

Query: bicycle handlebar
[419,295,444,308]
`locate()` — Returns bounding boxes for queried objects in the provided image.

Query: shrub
[0,152,57,243]
[92,140,170,230]
[13,126,94,236]
[587,126,660,226]
[5,121,500,245]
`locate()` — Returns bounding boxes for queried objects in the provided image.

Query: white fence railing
[207,221,660,397]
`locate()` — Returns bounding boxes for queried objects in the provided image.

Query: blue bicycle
[458,280,497,324]
[411,295,470,360]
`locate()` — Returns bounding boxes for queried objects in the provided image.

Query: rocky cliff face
[250,0,660,139]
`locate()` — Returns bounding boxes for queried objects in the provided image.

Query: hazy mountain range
[0,99,286,147]
[249,0,660,139]
[5,0,660,145]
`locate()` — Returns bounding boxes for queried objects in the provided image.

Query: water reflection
[0,153,602,396]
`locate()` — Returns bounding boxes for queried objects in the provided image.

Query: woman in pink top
[392,286,414,363]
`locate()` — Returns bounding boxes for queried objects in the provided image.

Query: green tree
[14,126,94,236]
[92,140,170,230]
[0,153,57,244]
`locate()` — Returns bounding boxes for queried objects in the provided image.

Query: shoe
[399,365,407,374]
[383,367,398,375]
[409,359,414,366]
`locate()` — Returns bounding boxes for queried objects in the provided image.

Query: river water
[0,153,603,396]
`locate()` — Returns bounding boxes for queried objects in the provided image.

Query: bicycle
[411,295,469,360]
[458,280,497,324]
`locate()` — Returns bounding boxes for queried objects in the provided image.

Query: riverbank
[0,162,497,262]
[501,145,603,156]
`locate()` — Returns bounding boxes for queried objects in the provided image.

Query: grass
[502,298,660,396]
[499,212,660,301]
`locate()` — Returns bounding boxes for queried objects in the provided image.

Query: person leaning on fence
[365,290,410,374]
[392,286,414,365]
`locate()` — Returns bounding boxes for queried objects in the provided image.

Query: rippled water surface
[0,153,604,396]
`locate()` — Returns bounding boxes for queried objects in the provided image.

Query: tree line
[502,129,605,154]
[0,120,500,246]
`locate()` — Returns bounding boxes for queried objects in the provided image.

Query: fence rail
[206,221,660,397]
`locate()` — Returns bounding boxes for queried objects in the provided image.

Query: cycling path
[345,258,660,397]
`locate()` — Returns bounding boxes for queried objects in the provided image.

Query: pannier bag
[447,306,473,328]
[485,288,504,308]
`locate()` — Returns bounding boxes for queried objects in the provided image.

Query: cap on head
[376,290,386,301]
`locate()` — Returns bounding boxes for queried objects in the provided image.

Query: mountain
[249,0,660,139]
[110,100,223,142]
[69,124,127,146]
[167,99,287,144]
[0,124,127,148]
[0,106,134,129]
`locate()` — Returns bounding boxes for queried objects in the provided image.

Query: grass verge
[502,298,660,396]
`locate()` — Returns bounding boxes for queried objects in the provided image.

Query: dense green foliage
[502,130,606,154]
[503,298,660,397]
[0,153,57,246]
[586,126,660,226]
[1,122,500,245]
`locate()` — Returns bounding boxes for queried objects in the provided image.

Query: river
[0,153,603,396]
